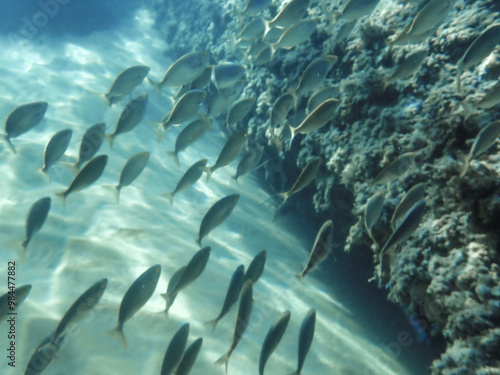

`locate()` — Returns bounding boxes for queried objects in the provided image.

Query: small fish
[214,280,253,373]
[167,115,211,166]
[41,129,72,175]
[24,332,66,375]
[176,338,203,375]
[290,308,316,375]
[163,266,186,317]
[226,98,254,128]
[391,183,425,229]
[335,0,379,21]
[270,93,295,128]
[405,0,452,39]
[240,0,271,17]
[288,55,337,107]
[457,24,500,91]
[263,27,286,44]
[206,130,248,180]
[270,19,317,57]
[306,87,338,114]
[197,195,240,246]
[161,323,190,375]
[233,146,264,181]
[73,123,105,171]
[0,285,31,322]
[372,152,418,185]
[107,264,161,349]
[378,200,425,280]
[161,247,211,314]
[265,0,310,30]
[244,250,267,284]
[259,311,291,375]
[58,155,108,205]
[158,90,207,142]
[52,278,107,343]
[105,65,150,106]
[150,51,210,92]
[364,191,385,249]
[21,197,51,260]
[461,120,500,177]
[288,98,339,147]
[235,18,265,43]
[208,81,245,118]
[296,220,334,282]
[106,94,148,147]
[205,265,245,332]
[164,159,207,206]
[335,20,356,43]
[2,101,48,153]
[278,157,321,203]
[191,66,212,90]
[212,62,246,92]
[381,48,428,90]
[115,151,150,203]
[252,46,273,65]
[476,79,500,109]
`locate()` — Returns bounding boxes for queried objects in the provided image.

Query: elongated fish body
[236,18,265,43]
[205,265,245,332]
[337,0,379,21]
[24,332,65,375]
[382,48,428,90]
[244,250,267,284]
[289,98,338,146]
[252,46,273,65]
[279,157,321,203]
[116,151,149,202]
[214,280,253,372]
[108,94,148,147]
[271,93,295,128]
[296,220,334,282]
[240,0,271,16]
[406,0,452,37]
[306,87,338,114]
[161,247,211,312]
[75,123,105,170]
[364,191,385,249]
[52,278,107,343]
[291,308,316,375]
[108,264,161,349]
[266,0,309,30]
[271,19,317,56]
[461,120,500,177]
[391,183,425,229]
[163,266,186,316]
[153,51,210,91]
[457,24,500,91]
[234,146,264,181]
[212,62,246,91]
[372,152,417,185]
[161,323,190,375]
[105,65,150,106]
[42,129,72,174]
[22,197,51,255]
[226,97,254,128]
[161,90,207,131]
[3,101,48,153]
[197,194,240,246]
[207,130,248,179]
[165,159,207,206]
[168,115,211,166]
[176,338,203,375]
[259,310,291,375]
[288,55,337,107]
[477,80,500,109]
[59,155,108,204]
[0,285,31,322]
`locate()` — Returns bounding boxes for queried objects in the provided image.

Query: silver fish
[3,101,48,153]
[21,197,51,260]
[24,332,66,375]
[161,323,190,375]
[461,120,500,177]
[58,155,108,205]
[265,0,309,30]
[206,130,248,180]
[382,48,428,90]
[42,129,72,174]
[271,19,317,57]
[214,280,253,372]
[115,151,150,203]
[372,152,417,185]
[205,265,245,332]
[197,194,240,246]
[235,18,265,42]
[233,146,264,181]
[73,123,105,170]
[306,87,338,114]
[252,46,273,65]
[259,311,291,375]
[291,308,316,375]
[270,92,295,128]
[278,157,321,203]
[226,97,254,128]
[0,284,31,322]
[240,0,272,17]
[244,249,267,284]
[107,264,161,349]
[176,338,203,375]
[163,266,186,317]
[164,159,207,206]
[476,79,500,109]
[106,94,148,147]
[391,183,425,229]
[167,115,211,166]
[207,81,245,118]
[336,0,379,21]
[364,191,385,249]
[296,220,334,282]
[212,62,246,92]
[105,65,150,106]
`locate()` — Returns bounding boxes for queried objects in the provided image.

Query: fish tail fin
[160,293,172,315]
[460,157,471,178]
[104,134,114,149]
[382,76,389,92]
[456,62,463,92]
[461,100,473,121]
[294,273,305,283]
[288,124,296,150]
[166,150,180,166]
[18,241,27,264]
[203,319,218,333]
[115,186,121,204]
[56,191,67,207]
[58,161,79,175]
[214,352,231,373]
[231,174,239,183]
[161,192,174,206]
[287,88,299,109]
[39,167,50,183]
[148,78,163,96]
[1,135,17,154]
[106,326,127,349]
[196,237,202,247]
[278,191,289,204]
[205,166,213,182]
